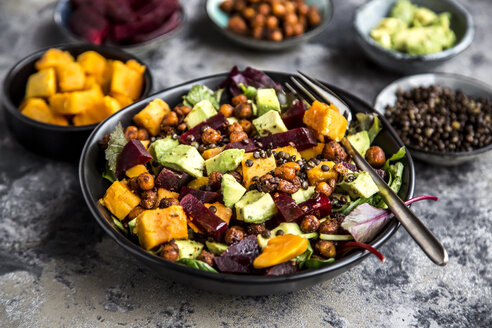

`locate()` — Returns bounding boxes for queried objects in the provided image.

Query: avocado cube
[252,110,288,136]
[235,190,277,223]
[159,145,205,178]
[205,241,229,255]
[338,171,379,199]
[291,186,316,204]
[184,99,217,128]
[347,130,370,157]
[221,174,247,208]
[174,240,204,259]
[149,136,179,161]
[256,88,280,116]
[257,222,303,249]
[205,148,245,175]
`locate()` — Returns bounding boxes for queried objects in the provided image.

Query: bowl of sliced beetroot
[55,0,185,53]
[79,67,432,295]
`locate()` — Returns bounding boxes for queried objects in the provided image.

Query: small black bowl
[2,44,152,162]
[79,72,415,296]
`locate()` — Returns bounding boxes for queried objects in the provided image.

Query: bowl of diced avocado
[354,0,474,73]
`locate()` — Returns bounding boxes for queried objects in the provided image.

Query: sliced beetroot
[260,127,317,151]
[179,186,220,203]
[179,113,228,145]
[180,194,227,241]
[155,167,191,192]
[105,0,133,23]
[219,66,281,97]
[273,192,304,222]
[214,236,260,273]
[131,10,181,43]
[71,0,107,15]
[116,139,152,179]
[223,139,258,152]
[281,100,307,129]
[298,193,332,221]
[69,5,110,44]
[265,261,299,276]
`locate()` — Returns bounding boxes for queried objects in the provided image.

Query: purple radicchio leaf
[219,66,281,96]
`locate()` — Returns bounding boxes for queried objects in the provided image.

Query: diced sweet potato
[100,180,141,220]
[110,60,144,100]
[111,92,132,108]
[303,101,348,142]
[300,142,325,160]
[125,164,148,178]
[157,188,179,204]
[274,146,301,160]
[253,234,308,269]
[50,84,104,115]
[306,161,338,185]
[25,68,57,98]
[125,59,146,75]
[202,147,224,160]
[35,49,74,70]
[241,153,276,188]
[51,115,70,126]
[187,177,209,189]
[73,95,120,126]
[56,62,86,92]
[77,50,107,77]
[136,206,188,250]
[20,98,54,124]
[132,99,170,136]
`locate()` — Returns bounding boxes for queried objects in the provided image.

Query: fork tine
[289,77,317,102]
[284,82,309,104]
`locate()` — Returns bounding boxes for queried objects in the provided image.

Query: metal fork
[286,71,448,266]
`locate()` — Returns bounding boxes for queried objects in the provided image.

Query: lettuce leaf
[102,162,117,183]
[182,85,222,109]
[239,83,257,99]
[383,146,406,170]
[177,258,218,273]
[351,113,382,142]
[303,257,335,269]
[105,122,128,176]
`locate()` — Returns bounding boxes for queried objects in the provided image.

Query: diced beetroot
[179,194,227,241]
[265,261,298,276]
[219,66,282,97]
[155,167,191,192]
[273,192,304,222]
[71,0,107,14]
[260,128,317,151]
[214,236,260,273]
[223,139,258,152]
[131,10,181,43]
[298,193,332,220]
[105,0,134,23]
[179,186,220,203]
[179,113,228,145]
[116,139,152,179]
[282,100,307,129]
[69,5,109,44]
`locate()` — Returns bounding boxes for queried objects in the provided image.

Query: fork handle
[341,137,448,266]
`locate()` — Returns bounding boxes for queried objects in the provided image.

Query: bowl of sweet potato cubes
[2,44,152,161]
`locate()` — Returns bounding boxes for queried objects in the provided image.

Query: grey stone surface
[0,0,491,327]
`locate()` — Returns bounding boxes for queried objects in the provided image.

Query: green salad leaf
[303,257,335,269]
[295,242,313,269]
[182,85,222,109]
[367,115,382,143]
[383,146,406,170]
[104,122,128,176]
[239,83,257,99]
[177,258,218,273]
[102,162,117,183]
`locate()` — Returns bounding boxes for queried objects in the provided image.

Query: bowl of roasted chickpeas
[206,0,333,50]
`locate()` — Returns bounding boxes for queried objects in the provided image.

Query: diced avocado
[221,173,247,208]
[148,136,179,161]
[184,99,217,128]
[291,186,316,204]
[205,149,244,175]
[413,7,437,27]
[235,190,277,223]
[338,171,379,199]
[226,117,238,125]
[257,222,303,249]
[252,110,288,136]
[175,240,204,259]
[256,88,280,116]
[390,0,416,25]
[205,241,228,255]
[347,130,371,157]
[159,145,205,178]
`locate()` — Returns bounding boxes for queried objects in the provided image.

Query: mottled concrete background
[0,1,491,327]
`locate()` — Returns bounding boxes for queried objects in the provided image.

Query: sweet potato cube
[110,60,144,100]
[274,146,301,161]
[125,164,148,178]
[50,85,104,115]
[306,161,338,185]
[77,51,107,77]
[241,153,277,188]
[303,101,348,142]
[111,93,133,108]
[100,180,141,220]
[51,115,69,126]
[35,48,74,70]
[126,59,146,75]
[56,62,86,92]
[136,206,188,250]
[25,68,57,98]
[202,147,224,160]
[20,98,53,124]
[187,177,209,190]
[157,188,179,204]
[133,99,170,136]
[300,142,325,160]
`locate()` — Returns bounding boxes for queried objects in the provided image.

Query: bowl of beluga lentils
[374,73,492,165]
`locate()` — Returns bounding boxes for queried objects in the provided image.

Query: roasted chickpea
[228,122,244,134]
[233,0,246,11]
[128,206,144,220]
[239,119,253,134]
[177,123,187,132]
[272,3,286,17]
[246,223,266,235]
[136,129,149,141]
[316,178,336,197]
[333,162,351,177]
[284,23,294,38]
[365,146,386,168]
[282,161,301,171]
[174,105,192,117]
[274,165,296,181]
[219,0,234,13]
[137,172,155,191]
[318,218,339,234]
[292,23,304,36]
[277,177,300,194]
[252,26,264,39]
[228,15,248,35]
[208,171,224,189]
[284,13,298,25]
[251,13,266,28]
[225,226,245,245]
[315,240,336,258]
[196,250,215,267]
[297,3,309,16]
[258,3,271,16]
[300,215,320,233]
[229,170,243,183]
[161,111,179,127]
[127,177,140,193]
[268,29,283,42]
[159,197,179,209]
[231,94,248,106]
[323,140,349,162]
[234,103,253,119]
[161,240,179,262]
[161,126,176,136]
[266,15,279,29]
[230,130,248,143]
[201,126,223,145]
[124,126,138,140]
[284,1,295,13]
[307,6,322,26]
[242,7,256,20]
[140,190,157,209]
[220,104,234,117]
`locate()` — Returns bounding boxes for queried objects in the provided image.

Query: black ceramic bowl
[2,44,152,161]
[79,72,415,296]
[354,0,474,73]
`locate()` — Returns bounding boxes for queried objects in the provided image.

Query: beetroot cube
[298,193,332,221]
[116,139,152,179]
[282,100,307,130]
[273,192,304,222]
[259,128,316,151]
[156,167,191,192]
[106,0,134,23]
[131,10,181,43]
[265,261,298,276]
[180,194,227,241]
[214,236,260,273]
[69,5,109,44]
[223,139,258,152]
[179,186,220,204]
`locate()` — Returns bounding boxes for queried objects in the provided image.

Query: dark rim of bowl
[79,71,415,284]
[2,44,153,132]
[205,0,333,47]
[353,0,475,61]
[374,72,492,158]
[53,0,186,51]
